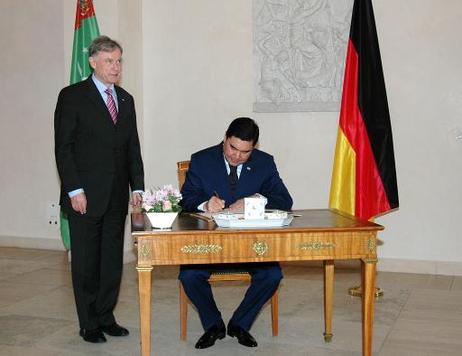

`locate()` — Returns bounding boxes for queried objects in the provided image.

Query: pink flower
[162,200,172,211]
[142,184,182,212]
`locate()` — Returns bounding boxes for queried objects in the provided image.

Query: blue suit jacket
[180,143,292,212]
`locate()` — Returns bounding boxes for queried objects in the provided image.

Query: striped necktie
[105,88,118,124]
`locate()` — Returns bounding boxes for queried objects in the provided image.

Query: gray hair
[88,35,123,57]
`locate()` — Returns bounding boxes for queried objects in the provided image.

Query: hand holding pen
[206,191,225,212]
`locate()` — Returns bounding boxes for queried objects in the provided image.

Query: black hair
[225,117,259,145]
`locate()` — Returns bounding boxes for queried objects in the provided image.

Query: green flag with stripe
[60,0,100,249]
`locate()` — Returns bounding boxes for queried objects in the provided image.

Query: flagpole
[60,0,100,257]
[329,0,399,300]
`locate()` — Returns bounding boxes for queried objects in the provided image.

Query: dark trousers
[68,206,126,330]
[179,263,282,331]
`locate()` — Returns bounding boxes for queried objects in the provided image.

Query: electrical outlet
[47,202,60,227]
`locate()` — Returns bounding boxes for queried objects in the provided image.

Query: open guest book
[211,209,293,228]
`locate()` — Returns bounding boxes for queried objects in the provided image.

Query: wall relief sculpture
[253,0,353,112]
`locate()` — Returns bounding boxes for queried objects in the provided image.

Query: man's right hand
[206,196,225,213]
[71,192,87,214]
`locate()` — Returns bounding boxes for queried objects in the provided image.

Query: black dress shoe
[227,323,257,347]
[79,328,107,343]
[100,323,129,336]
[195,320,226,349]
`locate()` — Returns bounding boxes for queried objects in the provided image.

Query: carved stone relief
[253,0,353,112]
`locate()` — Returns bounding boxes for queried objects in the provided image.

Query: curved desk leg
[137,265,153,356]
[323,259,334,342]
[361,259,376,356]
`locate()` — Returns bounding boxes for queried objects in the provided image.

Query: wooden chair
[177,160,279,340]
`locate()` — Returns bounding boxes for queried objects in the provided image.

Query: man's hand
[132,192,143,207]
[71,192,87,214]
[206,196,225,213]
[229,198,244,213]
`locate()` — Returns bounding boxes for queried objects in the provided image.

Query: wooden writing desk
[131,209,383,356]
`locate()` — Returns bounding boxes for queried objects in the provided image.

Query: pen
[188,212,214,222]
[212,191,226,211]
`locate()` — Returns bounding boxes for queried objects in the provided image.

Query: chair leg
[179,282,188,340]
[271,289,279,336]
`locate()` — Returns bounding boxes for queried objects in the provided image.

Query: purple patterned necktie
[105,88,118,124]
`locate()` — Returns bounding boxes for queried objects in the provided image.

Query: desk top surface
[131,209,383,237]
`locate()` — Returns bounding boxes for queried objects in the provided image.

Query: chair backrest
[177,160,190,189]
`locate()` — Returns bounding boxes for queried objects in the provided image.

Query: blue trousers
[179,262,282,331]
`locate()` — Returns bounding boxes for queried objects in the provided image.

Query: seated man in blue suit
[179,117,293,349]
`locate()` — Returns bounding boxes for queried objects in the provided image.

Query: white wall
[374,0,462,274]
[141,0,338,203]
[0,0,140,253]
[0,0,64,248]
[141,0,462,274]
[1,0,461,274]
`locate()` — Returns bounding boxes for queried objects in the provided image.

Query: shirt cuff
[198,201,207,212]
[68,188,84,198]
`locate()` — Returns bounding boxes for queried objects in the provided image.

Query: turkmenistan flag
[329,0,399,220]
[60,0,100,249]
[70,0,100,84]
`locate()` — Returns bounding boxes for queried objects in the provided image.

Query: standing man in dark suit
[179,117,292,349]
[54,36,144,344]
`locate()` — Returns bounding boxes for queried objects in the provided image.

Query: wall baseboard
[2,235,462,276]
[377,258,462,276]
[0,235,139,265]
[282,259,462,276]
[0,235,65,251]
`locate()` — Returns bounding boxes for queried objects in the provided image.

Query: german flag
[329,0,399,220]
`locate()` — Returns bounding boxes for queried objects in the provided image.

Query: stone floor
[1,247,462,355]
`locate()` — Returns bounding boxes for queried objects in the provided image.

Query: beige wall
[1,0,462,274]
[0,0,64,248]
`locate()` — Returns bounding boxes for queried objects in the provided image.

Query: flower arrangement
[142,185,182,213]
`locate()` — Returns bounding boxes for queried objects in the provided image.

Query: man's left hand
[229,198,244,212]
[132,192,143,207]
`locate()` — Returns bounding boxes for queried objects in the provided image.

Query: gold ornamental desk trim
[180,244,223,254]
[298,241,337,250]
[368,237,377,252]
[135,231,378,266]
[253,241,269,256]
[139,243,152,258]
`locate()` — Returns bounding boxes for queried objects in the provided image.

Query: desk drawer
[136,230,377,265]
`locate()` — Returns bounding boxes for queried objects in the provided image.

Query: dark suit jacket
[180,143,292,212]
[54,76,144,217]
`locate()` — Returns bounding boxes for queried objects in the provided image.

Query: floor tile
[2,247,461,356]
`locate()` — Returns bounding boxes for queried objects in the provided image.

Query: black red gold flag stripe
[329,0,399,220]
